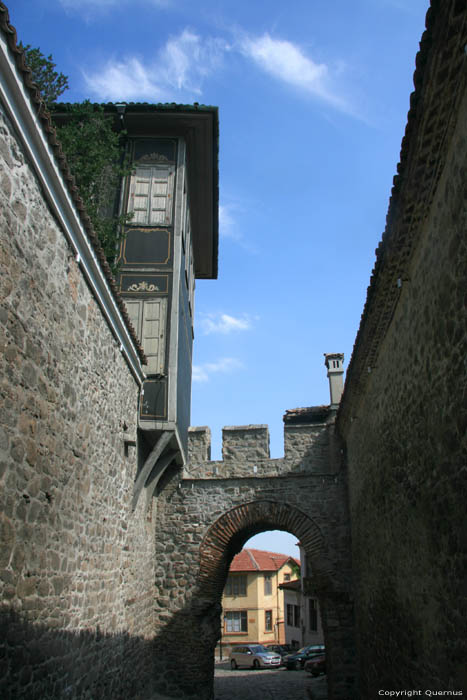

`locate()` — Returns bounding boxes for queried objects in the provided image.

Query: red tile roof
[229,548,300,573]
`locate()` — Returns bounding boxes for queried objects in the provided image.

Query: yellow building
[221,549,300,648]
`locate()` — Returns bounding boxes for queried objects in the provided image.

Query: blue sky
[10,0,429,556]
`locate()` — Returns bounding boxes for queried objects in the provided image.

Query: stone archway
[195,499,357,700]
[198,499,335,599]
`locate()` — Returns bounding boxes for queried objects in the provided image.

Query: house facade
[221,548,300,648]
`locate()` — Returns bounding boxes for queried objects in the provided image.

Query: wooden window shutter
[124,300,142,337]
[149,165,174,225]
[129,168,151,224]
[141,298,167,375]
[128,165,174,225]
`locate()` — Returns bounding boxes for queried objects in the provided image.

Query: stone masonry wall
[338,4,467,697]
[187,413,338,479]
[0,104,158,699]
[153,415,357,700]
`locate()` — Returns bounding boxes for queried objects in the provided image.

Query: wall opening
[199,501,337,697]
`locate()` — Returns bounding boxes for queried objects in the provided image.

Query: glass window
[225,611,247,633]
[264,574,272,596]
[265,610,272,631]
[225,575,247,597]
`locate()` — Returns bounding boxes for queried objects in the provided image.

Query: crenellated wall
[187,408,339,479]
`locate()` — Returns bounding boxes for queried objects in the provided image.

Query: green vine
[54,102,131,271]
[21,45,130,272]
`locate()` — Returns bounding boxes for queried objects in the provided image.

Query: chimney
[324,353,344,408]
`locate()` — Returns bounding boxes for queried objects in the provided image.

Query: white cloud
[240,33,351,113]
[199,313,253,335]
[84,29,227,101]
[83,24,355,113]
[192,357,243,383]
[219,204,239,241]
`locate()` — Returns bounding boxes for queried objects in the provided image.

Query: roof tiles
[229,548,300,573]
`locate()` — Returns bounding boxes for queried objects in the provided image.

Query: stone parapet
[187,413,341,478]
[187,426,211,462]
[222,424,270,461]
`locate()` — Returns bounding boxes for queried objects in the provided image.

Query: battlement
[186,406,340,479]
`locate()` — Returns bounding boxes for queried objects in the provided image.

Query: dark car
[304,653,326,677]
[283,644,325,670]
[265,643,292,661]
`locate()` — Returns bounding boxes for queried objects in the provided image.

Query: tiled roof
[229,548,300,572]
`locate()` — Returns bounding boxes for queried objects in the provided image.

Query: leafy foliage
[20,44,69,105]
[54,102,131,270]
[20,45,129,271]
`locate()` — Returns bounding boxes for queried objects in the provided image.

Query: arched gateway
[151,417,358,699]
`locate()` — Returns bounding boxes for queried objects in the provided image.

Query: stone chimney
[324,353,344,408]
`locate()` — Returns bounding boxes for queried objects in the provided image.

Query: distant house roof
[229,548,300,573]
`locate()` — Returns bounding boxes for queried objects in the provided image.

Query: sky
[9,0,429,557]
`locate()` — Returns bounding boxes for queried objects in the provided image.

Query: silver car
[230,644,282,670]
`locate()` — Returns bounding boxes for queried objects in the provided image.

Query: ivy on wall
[21,45,130,272]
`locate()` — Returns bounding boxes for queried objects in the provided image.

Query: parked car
[230,644,282,670]
[264,643,292,661]
[283,644,325,670]
[304,653,326,677]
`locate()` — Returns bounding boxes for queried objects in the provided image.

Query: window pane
[225,611,247,633]
[225,575,246,596]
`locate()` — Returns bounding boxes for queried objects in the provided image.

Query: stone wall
[154,414,357,700]
[0,102,157,698]
[187,409,338,479]
[337,2,467,697]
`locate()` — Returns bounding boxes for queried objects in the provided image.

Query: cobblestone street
[213,661,328,700]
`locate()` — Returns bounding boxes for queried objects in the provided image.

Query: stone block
[221,424,270,461]
[187,426,211,462]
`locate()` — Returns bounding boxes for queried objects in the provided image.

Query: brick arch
[198,499,335,600]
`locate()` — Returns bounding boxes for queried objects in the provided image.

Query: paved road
[214,661,328,700]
